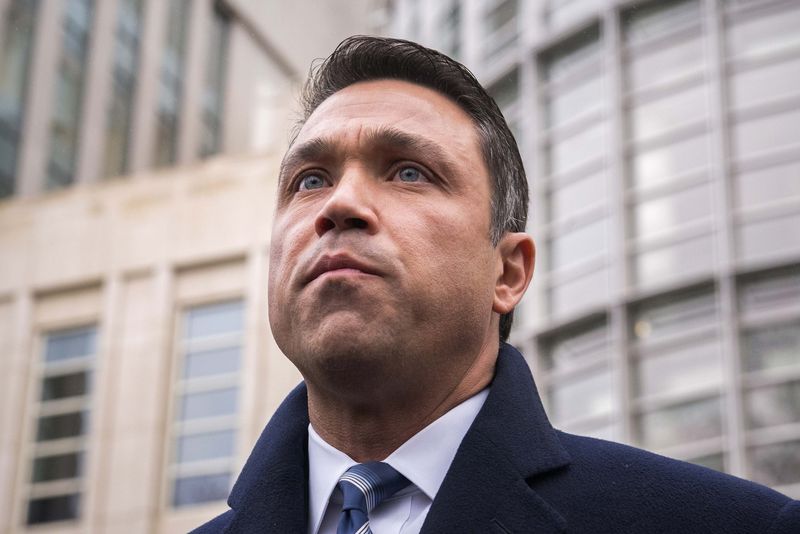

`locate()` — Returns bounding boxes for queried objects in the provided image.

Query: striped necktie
[336,462,411,534]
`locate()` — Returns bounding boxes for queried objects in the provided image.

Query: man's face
[268,80,499,396]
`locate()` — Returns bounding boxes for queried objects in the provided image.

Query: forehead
[292,79,483,159]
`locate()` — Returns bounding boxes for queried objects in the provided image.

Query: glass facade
[389,0,800,496]
[0,0,38,198]
[47,0,94,189]
[170,300,243,508]
[103,0,143,178]
[154,0,190,167]
[26,326,96,525]
[199,4,230,158]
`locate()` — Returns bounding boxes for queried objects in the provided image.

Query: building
[383,0,800,499]
[0,0,373,532]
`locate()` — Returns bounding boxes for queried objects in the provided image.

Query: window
[632,290,724,456]
[540,322,615,438]
[154,0,190,166]
[544,0,599,32]
[0,0,39,197]
[483,0,518,60]
[436,1,461,59]
[103,0,143,178]
[170,300,243,507]
[740,268,800,488]
[46,0,94,189]
[26,326,96,525]
[199,4,230,157]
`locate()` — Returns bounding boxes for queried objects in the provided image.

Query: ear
[492,232,536,315]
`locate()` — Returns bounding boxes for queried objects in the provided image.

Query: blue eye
[398,167,422,182]
[299,174,326,191]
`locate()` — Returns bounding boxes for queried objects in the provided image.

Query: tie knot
[338,462,410,514]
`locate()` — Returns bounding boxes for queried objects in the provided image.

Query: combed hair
[296,36,529,342]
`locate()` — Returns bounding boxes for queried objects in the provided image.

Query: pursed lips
[303,254,381,285]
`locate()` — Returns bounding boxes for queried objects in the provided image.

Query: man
[195,36,799,533]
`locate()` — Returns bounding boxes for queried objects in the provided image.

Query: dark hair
[297,36,528,342]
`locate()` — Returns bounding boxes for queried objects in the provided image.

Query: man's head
[267,36,533,405]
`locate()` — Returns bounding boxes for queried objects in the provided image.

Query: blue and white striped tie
[336,462,410,534]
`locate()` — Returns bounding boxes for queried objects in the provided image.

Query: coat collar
[225,343,570,533]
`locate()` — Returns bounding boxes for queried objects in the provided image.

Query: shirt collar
[307,388,489,534]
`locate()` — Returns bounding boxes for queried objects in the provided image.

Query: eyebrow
[278,125,461,187]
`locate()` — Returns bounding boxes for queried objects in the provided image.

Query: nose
[314,170,379,237]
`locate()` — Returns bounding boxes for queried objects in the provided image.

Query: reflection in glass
[630,133,708,190]
[638,396,722,449]
[178,430,236,463]
[742,322,800,373]
[749,440,800,487]
[745,381,800,430]
[549,369,613,422]
[633,183,711,240]
[549,217,607,270]
[27,494,80,525]
[173,473,230,507]
[638,340,722,399]
[180,388,237,420]
[32,452,82,482]
[186,300,243,340]
[635,234,713,287]
[184,346,240,378]
[0,0,39,197]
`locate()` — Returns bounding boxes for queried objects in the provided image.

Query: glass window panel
[545,322,609,372]
[486,0,517,33]
[733,108,800,159]
[638,396,722,449]
[549,170,607,222]
[742,321,800,373]
[32,452,82,483]
[200,5,229,157]
[736,160,800,210]
[623,0,700,45]
[731,57,800,110]
[45,327,96,362]
[550,122,606,175]
[739,213,800,262]
[186,301,243,340]
[184,346,240,378]
[547,75,603,128]
[631,133,709,190]
[549,217,607,270]
[36,412,85,441]
[173,472,230,507]
[689,453,725,472]
[179,388,237,420]
[549,268,609,319]
[635,234,713,288]
[547,0,599,31]
[739,267,800,317]
[633,289,716,342]
[748,440,800,486]
[637,340,722,398]
[41,372,88,401]
[627,35,704,91]
[630,84,707,140]
[488,69,518,111]
[727,6,800,59]
[178,430,236,463]
[549,369,614,422]
[745,380,800,429]
[26,494,80,525]
[542,26,601,83]
[633,183,711,240]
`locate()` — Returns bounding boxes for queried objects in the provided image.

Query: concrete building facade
[0,0,373,531]
[383,0,800,499]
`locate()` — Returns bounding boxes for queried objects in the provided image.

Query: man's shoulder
[537,430,800,533]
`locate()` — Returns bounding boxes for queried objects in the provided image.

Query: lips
[303,253,381,285]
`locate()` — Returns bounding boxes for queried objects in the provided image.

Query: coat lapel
[421,343,571,534]
[225,383,310,533]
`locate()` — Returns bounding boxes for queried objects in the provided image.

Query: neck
[306,340,498,462]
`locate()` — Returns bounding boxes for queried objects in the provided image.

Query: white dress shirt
[307,388,489,534]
